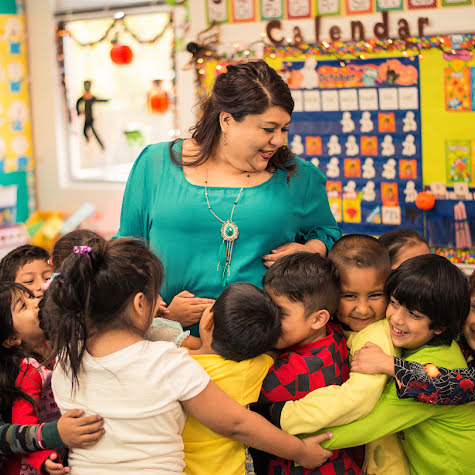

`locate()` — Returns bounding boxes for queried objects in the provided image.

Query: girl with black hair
[352,268,475,405]
[0,282,64,474]
[44,238,333,474]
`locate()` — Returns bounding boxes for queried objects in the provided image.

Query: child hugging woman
[43,238,332,474]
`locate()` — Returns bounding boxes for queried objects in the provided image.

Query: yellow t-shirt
[182,353,274,475]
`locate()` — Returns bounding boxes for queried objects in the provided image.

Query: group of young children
[0,227,473,474]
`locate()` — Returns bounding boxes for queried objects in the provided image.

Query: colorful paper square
[382,206,401,225]
[286,0,312,18]
[376,0,403,10]
[230,0,256,22]
[326,181,343,198]
[260,0,284,20]
[407,0,436,8]
[343,196,362,223]
[381,182,399,206]
[316,0,341,15]
[344,158,361,178]
[441,0,472,6]
[399,160,417,179]
[446,140,471,184]
[346,0,373,14]
[378,113,396,132]
[206,0,228,24]
[361,136,378,155]
[444,67,471,111]
[306,136,322,155]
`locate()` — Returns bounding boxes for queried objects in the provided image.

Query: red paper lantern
[110,43,133,65]
[415,191,435,210]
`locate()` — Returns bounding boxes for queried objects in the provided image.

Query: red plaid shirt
[259,323,362,475]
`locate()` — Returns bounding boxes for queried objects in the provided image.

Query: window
[59,9,175,182]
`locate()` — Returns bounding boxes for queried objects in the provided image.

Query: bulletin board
[0,10,36,223]
[264,46,475,243]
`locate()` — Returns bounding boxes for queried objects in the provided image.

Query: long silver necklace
[204,176,248,287]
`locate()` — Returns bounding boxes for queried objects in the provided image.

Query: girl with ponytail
[45,238,333,474]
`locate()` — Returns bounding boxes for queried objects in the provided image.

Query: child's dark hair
[210,283,281,362]
[379,228,428,265]
[0,244,50,281]
[262,252,340,317]
[0,282,39,421]
[329,234,390,273]
[386,254,469,346]
[52,229,103,272]
[43,238,164,388]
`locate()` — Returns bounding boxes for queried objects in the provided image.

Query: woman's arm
[351,342,475,405]
[182,380,334,469]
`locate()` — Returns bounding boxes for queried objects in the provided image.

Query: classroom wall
[25,0,475,233]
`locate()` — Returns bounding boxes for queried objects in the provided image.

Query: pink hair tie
[73,245,92,261]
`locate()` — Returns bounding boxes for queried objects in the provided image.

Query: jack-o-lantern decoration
[415,191,435,210]
[147,80,169,113]
[110,43,133,65]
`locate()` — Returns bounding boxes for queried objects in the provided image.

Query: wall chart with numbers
[273,55,423,235]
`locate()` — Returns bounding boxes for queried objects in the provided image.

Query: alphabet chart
[273,55,423,235]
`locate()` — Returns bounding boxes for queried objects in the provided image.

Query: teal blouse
[117,141,341,335]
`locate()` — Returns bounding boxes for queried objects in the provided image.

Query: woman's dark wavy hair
[43,238,164,390]
[385,254,469,346]
[170,60,296,178]
[0,282,39,421]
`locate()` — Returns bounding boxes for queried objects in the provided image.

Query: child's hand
[43,453,69,474]
[57,409,105,447]
[351,342,395,376]
[155,295,170,317]
[297,432,333,468]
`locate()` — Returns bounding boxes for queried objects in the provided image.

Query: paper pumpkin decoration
[110,43,133,65]
[148,90,169,113]
[415,191,435,210]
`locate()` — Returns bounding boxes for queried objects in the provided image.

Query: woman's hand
[43,453,69,475]
[167,291,215,328]
[351,342,395,376]
[262,239,327,268]
[57,409,105,447]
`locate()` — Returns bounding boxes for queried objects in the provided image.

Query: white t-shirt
[52,340,210,474]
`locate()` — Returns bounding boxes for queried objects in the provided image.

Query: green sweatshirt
[317,340,475,474]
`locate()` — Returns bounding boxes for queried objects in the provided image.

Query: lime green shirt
[318,341,475,475]
[117,141,341,335]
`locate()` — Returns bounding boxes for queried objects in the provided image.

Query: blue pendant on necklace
[221,220,239,241]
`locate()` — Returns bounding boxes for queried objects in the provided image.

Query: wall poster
[270,54,423,235]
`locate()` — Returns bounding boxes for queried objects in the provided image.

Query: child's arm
[352,341,475,405]
[0,411,103,456]
[13,362,59,472]
[182,380,334,469]
[272,322,395,435]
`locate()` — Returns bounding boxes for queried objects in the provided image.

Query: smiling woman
[117,60,341,336]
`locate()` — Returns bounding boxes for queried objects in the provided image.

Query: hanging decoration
[110,37,133,65]
[262,35,475,59]
[147,80,170,113]
[56,15,173,47]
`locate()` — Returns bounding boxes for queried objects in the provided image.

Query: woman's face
[221,106,291,173]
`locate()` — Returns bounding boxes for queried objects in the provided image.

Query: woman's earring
[221,134,227,146]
